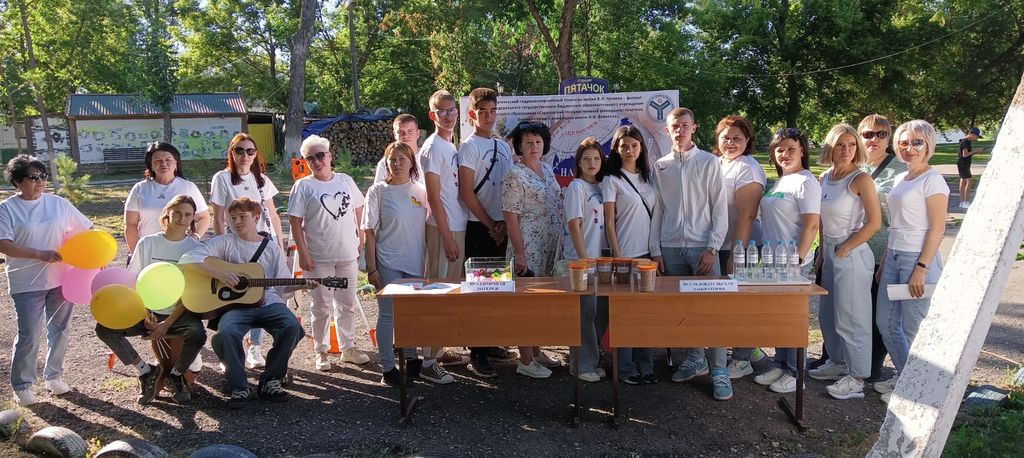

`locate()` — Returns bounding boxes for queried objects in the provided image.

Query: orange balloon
[59,230,117,269]
[89,285,146,330]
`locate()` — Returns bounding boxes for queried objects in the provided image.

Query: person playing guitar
[180,197,318,409]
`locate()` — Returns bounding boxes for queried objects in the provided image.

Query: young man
[374,114,420,184]
[957,127,984,208]
[457,87,517,377]
[650,108,732,400]
[181,197,315,408]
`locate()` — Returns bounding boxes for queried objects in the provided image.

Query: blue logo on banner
[559,77,610,95]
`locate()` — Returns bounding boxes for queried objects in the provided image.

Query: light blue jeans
[10,287,73,391]
[876,248,943,373]
[569,295,607,374]
[377,264,419,372]
[211,302,304,391]
[819,238,875,378]
[660,246,727,371]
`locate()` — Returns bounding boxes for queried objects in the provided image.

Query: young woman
[125,142,210,254]
[0,155,92,406]
[874,120,948,404]
[753,128,821,394]
[712,116,767,380]
[563,138,608,383]
[601,125,657,385]
[809,124,881,400]
[288,135,371,372]
[98,195,207,405]
[210,133,285,370]
[856,114,907,382]
[502,121,564,378]
[363,142,430,386]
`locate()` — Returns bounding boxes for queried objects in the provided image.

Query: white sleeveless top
[820,169,865,239]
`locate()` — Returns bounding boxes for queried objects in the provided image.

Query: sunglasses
[860,130,889,140]
[896,139,926,151]
[25,173,48,183]
[304,151,328,163]
[515,121,547,130]
[773,127,803,139]
[232,147,257,156]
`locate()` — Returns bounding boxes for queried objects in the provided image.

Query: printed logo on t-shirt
[764,191,785,199]
[410,196,424,208]
[320,191,351,220]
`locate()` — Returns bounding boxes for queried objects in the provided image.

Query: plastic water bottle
[775,240,788,281]
[733,240,746,280]
[761,241,775,281]
[788,240,800,280]
[746,240,759,280]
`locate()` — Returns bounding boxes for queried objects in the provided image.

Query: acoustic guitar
[181,258,347,315]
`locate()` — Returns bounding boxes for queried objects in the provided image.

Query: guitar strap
[249,236,271,263]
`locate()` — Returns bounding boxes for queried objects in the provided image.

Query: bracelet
[367,270,377,276]
[916,262,927,270]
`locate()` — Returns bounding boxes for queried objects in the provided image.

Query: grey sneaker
[671,358,709,382]
[420,364,455,384]
[227,386,252,409]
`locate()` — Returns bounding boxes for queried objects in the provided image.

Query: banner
[459,90,679,185]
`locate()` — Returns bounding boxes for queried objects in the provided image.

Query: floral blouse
[501,162,563,276]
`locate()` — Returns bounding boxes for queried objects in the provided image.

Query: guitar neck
[247,278,319,287]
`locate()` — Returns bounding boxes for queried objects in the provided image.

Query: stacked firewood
[318,117,394,165]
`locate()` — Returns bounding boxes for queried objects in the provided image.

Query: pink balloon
[91,267,137,295]
[61,267,101,304]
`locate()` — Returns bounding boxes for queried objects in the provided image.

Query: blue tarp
[302,114,393,138]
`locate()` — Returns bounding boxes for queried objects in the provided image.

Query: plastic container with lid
[596,257,613,283]
[613,258,633,284]
[636,262,658,292]
[568,261,589,292]
[580,258,597,286]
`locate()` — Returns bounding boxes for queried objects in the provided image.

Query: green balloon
[136,262,186,311]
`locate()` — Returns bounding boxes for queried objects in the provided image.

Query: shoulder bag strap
[473,139,499,194]
[871,154,895,180]
[620,174,653,219]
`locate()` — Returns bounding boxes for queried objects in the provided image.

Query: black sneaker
[227,386,252,409]
[405,359,423,382]
[469,355,497,378]
[258,379,288,402]
[164,371,191,403]
[622,375,642,385]
[381,368,416,387]
[137,367,159,405]
[486,347,518,361]
[642,373,659,384]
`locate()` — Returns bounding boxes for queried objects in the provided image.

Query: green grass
[944,384,1024,457]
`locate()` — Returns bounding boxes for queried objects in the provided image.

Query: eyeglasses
[896,139,926,151]
[431,107,458,118]
[773,127,803,139]
[304,151,328,163]
[515,121,547,130]
[232,147,257,156]
[860,130,889,140]
[25,173,48,183]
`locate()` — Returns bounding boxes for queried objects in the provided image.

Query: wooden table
[600,276,827,429]
[381,277,585,426]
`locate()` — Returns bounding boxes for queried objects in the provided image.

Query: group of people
[1,85,954,410]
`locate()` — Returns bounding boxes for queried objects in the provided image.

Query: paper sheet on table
[380,282,460,295]
[886,284,937,300]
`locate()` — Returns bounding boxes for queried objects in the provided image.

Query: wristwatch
[706,247,719,256]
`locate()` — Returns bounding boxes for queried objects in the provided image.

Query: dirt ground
[0,182,1020,457]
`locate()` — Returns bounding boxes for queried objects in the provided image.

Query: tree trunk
[525,0,578,82]
[18,0,59,191]
[283,0,317,164]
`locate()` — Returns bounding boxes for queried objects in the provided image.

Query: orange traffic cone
[107,352,115,371]
[328,321,341,354]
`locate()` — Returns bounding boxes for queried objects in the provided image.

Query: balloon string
[3,259,44,274]
[44,300,69,329]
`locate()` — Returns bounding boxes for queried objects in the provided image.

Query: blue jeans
[660,246,726,371]
[819,238,874,378]
[211,302,304,391]
[10,287,73,391]
[876,248,943,373]
[570,295,607,374]
[377,264,419,372]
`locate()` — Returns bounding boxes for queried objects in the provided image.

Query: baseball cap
[969,127,983,138]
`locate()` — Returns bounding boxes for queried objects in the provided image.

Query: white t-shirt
[361,181,429,276]
[886,168,950,252]
[125,177,209,244]
[759,169,821,261]
[287,173,364,263]
[721,155,767,249]
[458,134,514,222]
[419,133,467,231]
[128,233,202,314]
[180,233,290,307]
[0,194,92,294]
[209,170,280,236]
[601,171,656,258]
[562,179,606,260]
[373,157,388,184]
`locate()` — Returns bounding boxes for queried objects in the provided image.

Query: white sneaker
[534,352,562,368]
[516,361,552,379]
[44,379,71,396]
[958,201,966,209]
[14,389,37,406]
[188,353,203,373]
[315,351,332,371]
[826,376,865,400]
[246,345,266,369]
[874,375,898,394]
[754,367,784,386]
[577,372,601,383]
[595,367,607,378]
[769,373,802,393]
[218,362,226,373]
[340,348,370,365]
[727,360,754,379]
[808,359,849,381]
[881,392,892,404]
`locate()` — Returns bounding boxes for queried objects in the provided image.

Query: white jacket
[649,145,728,256]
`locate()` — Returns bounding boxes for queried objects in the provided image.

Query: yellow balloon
[90,285,146,330]
[59,230,117,269]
